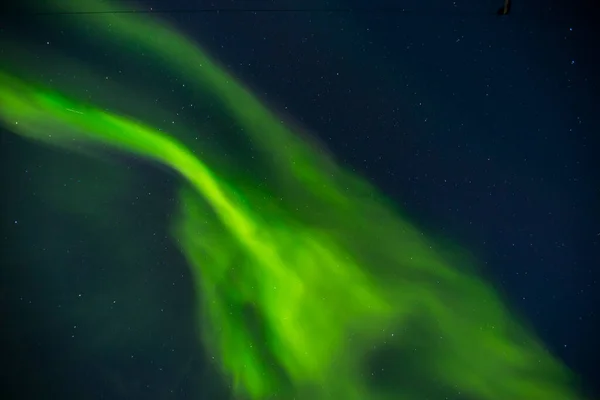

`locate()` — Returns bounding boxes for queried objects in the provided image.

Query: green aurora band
[0,1,585,399]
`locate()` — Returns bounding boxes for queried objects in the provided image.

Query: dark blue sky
[1,0,598,399]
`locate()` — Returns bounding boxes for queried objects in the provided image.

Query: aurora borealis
[0,1,588,399]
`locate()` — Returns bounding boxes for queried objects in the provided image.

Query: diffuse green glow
[0,1,584,399]
[0,71,389,398]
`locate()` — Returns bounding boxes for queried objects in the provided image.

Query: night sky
[1,0,598,399]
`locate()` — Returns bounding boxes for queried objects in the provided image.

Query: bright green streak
[0,1,584,399]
